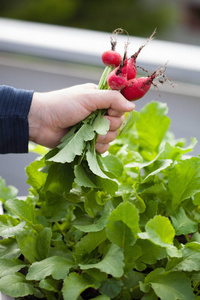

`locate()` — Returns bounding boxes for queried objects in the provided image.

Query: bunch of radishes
[102,29,168,101]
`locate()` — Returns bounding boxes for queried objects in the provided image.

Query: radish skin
[127,56,137,80]
[102,50,122,67]
[121,61,168,101]
[107,58,128,90]
[121,76,152,101]
[107,68,127,90]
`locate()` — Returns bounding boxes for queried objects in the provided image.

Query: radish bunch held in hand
[101,28,169,101]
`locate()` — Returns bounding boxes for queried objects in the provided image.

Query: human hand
[28,83,135,153]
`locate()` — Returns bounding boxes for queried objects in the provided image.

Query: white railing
[0,17,200,85]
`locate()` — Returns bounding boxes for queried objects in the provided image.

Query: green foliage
[141,268,195,300]
[0,0,80,25]
[0,273,40,298]
[1,99,200,299]
[0,0,178,37]
[0,69,200,298]
[0,177,18,204]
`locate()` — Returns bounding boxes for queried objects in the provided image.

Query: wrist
[28,92,43,144]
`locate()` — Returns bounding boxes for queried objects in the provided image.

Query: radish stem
[98,66,113,90]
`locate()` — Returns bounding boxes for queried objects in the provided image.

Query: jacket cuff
[0,85,34,154]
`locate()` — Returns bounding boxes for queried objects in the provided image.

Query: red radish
[107,66,127,90]
[107,56,128,90]
[101,28,125,68]
[102,50,122,67]
[127,55,137,80]
[121,76,153,100]
[121,63,168,101]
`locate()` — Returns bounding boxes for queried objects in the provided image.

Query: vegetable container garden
[0,30,200,300]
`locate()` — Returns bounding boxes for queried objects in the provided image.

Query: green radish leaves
[45,110,119,195]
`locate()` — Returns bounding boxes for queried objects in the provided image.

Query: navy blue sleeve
[0,85,34,154]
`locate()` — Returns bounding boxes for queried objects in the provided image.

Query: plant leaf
[36,227,52,260]
[158,138,197,161]
[138,215,180,257]
[124,270,145,299]
[136,101,170,153]
[90,296,110,300]
[16,230,40,263]
[26,158,47,191]
[75,229,107,255]
[0,258,27,277]
[101,154,124,178]
[135,240,167,265]
[122,189,146,214]
[94,176,118,195]
[168,157,200,210]
[138,215,175,246]
[106,202,140,248]
[73,209,111,233]
[0,215,25,237]
[39,193,70,222]
[74,163,97,188]
[99,278,123,298]
[143,159,172,181]
[79,244,124,278]
[92,113,110,135]
[62,272,99,300]
[166,242,200,272]
[5,199,37,225]
[0,177,18,204]
[86,147,110,179]
[39,278,59,292]
[43,163,74,194]
[119,110,139,135]
[143,268,195,300]
[0,238,21,259]
[0,274,36,298]
[48,124,95,163]
[170,206,197,235]
[26,256,75,280]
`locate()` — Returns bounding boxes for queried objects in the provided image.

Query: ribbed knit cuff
[0,85,34,154]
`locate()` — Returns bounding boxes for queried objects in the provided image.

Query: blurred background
[0,0,200,45]
[0,0,200,196]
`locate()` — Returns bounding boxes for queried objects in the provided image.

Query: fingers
[96,115,124,143]
[104,115,125,131]
[95,129,118,154]
[79,83,98,90]
[107,108,124,117]
[96,129,119,144]
[95,114,124,154]
[87,89,134,155]
[95,142,110,154]
[93,90,136,113]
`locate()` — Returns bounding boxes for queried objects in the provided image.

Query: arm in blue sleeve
[0,85,34,154]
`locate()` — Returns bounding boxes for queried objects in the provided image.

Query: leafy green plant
[0,98,200,299]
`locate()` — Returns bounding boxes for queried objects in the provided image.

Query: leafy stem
[98,66,113,90]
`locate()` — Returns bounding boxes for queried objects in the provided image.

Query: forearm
[0,85,33,154]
